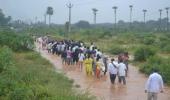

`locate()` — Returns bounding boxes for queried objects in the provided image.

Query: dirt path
[37,47,170,100]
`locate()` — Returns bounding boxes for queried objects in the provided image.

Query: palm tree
[112,6,118,29]
[129,5,133,29]
[158,9,163,31]
[92,8,98,24]
[46,7,53,25]
[165,7,169,31]
[143,9,147,24]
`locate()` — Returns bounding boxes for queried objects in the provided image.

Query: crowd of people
[36,36,129,85]
[36,36,165,100]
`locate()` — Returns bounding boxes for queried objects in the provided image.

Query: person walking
[95,59,101,79]
[61,48,67,65]
[92,57,97,76]
[145,68,164,100]
[108,58,118,84]
[123,52,129,77]
[78,51,85,71]
[102,55,108,76]
[66,47,72,66]
[118,59,127,85]
[84,55,93,76]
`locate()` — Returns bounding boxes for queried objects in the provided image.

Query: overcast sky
[0,0,169,24]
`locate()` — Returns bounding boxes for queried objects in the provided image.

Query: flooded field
[37,47,170,100]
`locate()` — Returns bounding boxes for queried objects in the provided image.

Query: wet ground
[37,47,170,100]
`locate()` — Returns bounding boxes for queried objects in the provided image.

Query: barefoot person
[95,59,101,79]
[102,55,108,76]
[118,59,127,85]
[108,58,118,84]
[84,55,93,76]
[145,68,164,100]
[78,51,85,71]
[123,52,129,77]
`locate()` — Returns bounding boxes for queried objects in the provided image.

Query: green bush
[9,86,34,100]
[108,45,127,55]
[0,29,34,52]
[140,56,170,85]
[139,56,162,74]
[134,46,156,61]
[0,46,13,73]
[0,51,95,100]
[143,37,155,45]
[161,45,170,53]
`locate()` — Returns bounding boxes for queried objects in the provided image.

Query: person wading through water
[102,55,108,76]
[145,68,164,100]
[108,58,118,84]
[118,59,127,85]
[84,55,93,76]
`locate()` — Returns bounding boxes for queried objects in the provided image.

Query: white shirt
[96,51,102,57]
[90,45,94,51]
[118,62,127,76]
[72,46,78,52]
[145,73,164,93]
[108,61,118,75]
[113,61,119,67]
[80,43,83,46]
[80,46,84,51]
[57,44,62,51]
[99,59,105,71]
[79,53,85,61]
[47,43,52,49]
[61,44,65,51]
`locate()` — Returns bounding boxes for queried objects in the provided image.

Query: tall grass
[0,49,95,100]
[0,29,34,52]
[139,56,170,85]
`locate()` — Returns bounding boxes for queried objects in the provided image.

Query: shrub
[143,37,155,45]
[108,45,127,55]
[140,56,170,85]
[162,46,170,53]
[0,46,13,73]
[0,29,34,52]
[9,86,34,100]
[134,46,156,61]
[0,51,95,100]
[139,56,162,75]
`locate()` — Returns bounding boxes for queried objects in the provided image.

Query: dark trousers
[110,74,116,84]
[103,62,107,75]
[118,76,126,85]
[104,65,107,75]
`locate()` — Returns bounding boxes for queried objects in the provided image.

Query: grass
[0,50,95,100]
[15,52,95,100]
[0,27,95,100]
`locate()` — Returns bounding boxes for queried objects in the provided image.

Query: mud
[37,46,170,100]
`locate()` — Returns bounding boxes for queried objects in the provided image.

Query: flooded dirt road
[37,47,170,100]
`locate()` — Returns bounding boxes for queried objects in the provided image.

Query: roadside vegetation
[0,9,95,99]
[0,28,95,100]
[0,46,94,100]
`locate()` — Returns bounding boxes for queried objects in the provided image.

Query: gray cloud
[0,0,169,24]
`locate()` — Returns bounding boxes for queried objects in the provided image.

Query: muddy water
[37,48,170,100]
